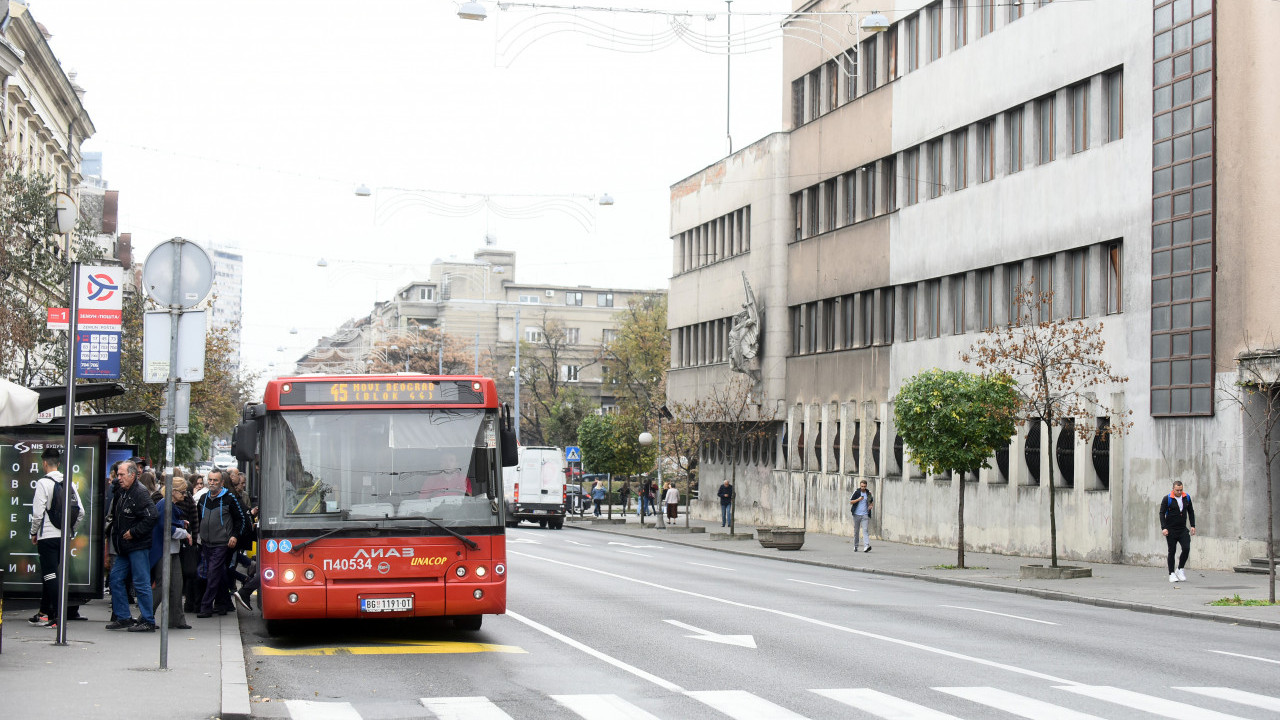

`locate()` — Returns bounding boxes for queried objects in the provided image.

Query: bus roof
[262,374,501,411]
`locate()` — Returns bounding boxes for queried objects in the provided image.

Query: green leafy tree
[965,282,1131,568]
[514,312,599,446]
[577,411,653,478]
[894,369,1021,568]
[602,294,667,414]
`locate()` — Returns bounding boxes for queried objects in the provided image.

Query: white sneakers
[1169,568,1188,583]
[1169,573,1178,583]
[1177,568,1187,581]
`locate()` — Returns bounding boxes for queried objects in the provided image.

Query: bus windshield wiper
[290,511,380,552]
[391,514,480,550]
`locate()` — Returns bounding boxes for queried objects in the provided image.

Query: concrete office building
[210,247,245,369]
[669,0,1280,570]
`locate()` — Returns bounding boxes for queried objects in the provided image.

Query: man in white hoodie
[28,447,84,628]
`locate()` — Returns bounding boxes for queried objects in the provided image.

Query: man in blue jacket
[197,469,247,618]
[1159,480,1196,583]
[106,461,160,631]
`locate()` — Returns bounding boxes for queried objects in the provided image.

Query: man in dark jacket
[107,461,160,631]
[1159,480,1196,583]
[717,479,734,527]
[197,469,247,618]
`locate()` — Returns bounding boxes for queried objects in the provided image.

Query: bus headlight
[455,566,467,578]
[494,563,505,576]
[284,569,296,583]
[473,589,484,600]
[288,593,299,603]
[304,569,315,581]
[475,566,487,578]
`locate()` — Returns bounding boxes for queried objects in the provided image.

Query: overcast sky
[33,0,784,380]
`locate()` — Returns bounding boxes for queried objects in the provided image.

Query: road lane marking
[1209,650,1280,665]
[664,619,756,648]
[513,550,1078,685]
[687,690,808,720]
[1055,686,1248,720]
[253,641,525,656]
[284,700,361,720]
[608,541,662,548]
[563,539,591,546]
[551,693,662,720]
[688,562,735,571]
[506,610,685,693]
[420,696,514,720]
[1173,687,1280,712]
[940,605,1059,625]
[934,687,1104,719]
[617,550,653,558]
[814,689,961,719]
[788,579,858,592]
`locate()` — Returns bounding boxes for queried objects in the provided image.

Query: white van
[503,446,567,529]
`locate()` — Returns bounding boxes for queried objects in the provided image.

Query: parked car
[213,453,237,469]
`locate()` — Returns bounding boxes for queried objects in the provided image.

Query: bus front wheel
[265,619,292,637]
[453,615,483,631]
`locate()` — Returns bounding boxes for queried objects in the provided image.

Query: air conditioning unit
[545,289,555,297]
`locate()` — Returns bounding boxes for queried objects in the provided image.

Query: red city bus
[230,374,518,636]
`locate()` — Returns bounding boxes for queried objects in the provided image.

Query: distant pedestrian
[717,479,734,527]
[664,483,679,521]
[638,478,653,518]
[1159,480,1196,582]
[850,480,874,552]
[28,448,84,629]
[620,481,632,513]
[590,481,606,517]
[107,460,160,631]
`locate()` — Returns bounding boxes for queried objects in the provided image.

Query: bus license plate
[361,597,413,613]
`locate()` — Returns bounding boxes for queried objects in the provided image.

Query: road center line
[940,605,1059,625]
[513,550,1079,685]
[505,610,685,693]
[1209,650,1280,665]
[687,562,735,571]
[617,550,653,558]
[789,579,859,592]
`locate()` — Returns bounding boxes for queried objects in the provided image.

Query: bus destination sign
[279,380,485,406]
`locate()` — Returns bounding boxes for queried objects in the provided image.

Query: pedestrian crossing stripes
[279,685,1277,719]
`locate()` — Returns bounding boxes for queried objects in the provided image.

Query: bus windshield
[261,408,501,531]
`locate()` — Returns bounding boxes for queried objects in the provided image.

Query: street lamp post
[639,427,664,529]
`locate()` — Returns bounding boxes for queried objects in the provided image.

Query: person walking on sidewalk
[28,448,84,629]
[664,482,680,522]
[850,480,874,552]
[717,479,734,527]
[590,481,606,517]
[107,460,160,631]
[1159,480,1196,582]
[197,469,247,617]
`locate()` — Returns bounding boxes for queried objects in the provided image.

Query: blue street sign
[565,446,582,462]
[75,330,121,379]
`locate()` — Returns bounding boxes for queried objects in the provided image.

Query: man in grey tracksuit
[28,448,84,627]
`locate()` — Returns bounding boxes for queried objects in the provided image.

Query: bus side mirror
[232,420,257,463]
[501,403,519,467]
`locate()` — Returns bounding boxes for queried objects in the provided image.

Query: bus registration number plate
[360,597,413,613]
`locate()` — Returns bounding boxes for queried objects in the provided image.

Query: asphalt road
[243,525,1280,719]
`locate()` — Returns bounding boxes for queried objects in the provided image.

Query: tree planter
[771,528,806,551]
[757,527,777,548]
[1019,564,1092,579]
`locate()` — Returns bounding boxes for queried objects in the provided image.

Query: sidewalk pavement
[568,509,1280,631]
[0,596,249,720]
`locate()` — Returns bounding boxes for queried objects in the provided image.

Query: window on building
[1008,0,1024,21]
[885,26,898,79]
[565,327,581,344]
[926,279,941,338]
[843,171,857,226]
[792,78,805,127]
[806,302,819,353]
[1106,243,1123,314]
[1105,69,1124,142]
[952,129,968,191]
[602,328,618,344]
[825,60,838,112]
[790,306,803,355]
[1006,263,1023,325]
[862,37,878,92]
[951,274,966,334]
[806,186,820,236]
[823,179,837,231]
[565,291,583,306]
[904,148,919,206]
[597,292,614,307]
[880,288,895,344]
[792,193,803,241]
[979,0,994,37]
[843,49,857,102]
[952,0,967,50]
[904,14,919,73]
[1038,95,1056,164]
[927,140,943,198]
[1035,256,1054,323]
[1069,249,1088,319]
[561,364,581,382]
[978,120,994,183]
[823,299,837,351]
[519,295,541,304]
[419,287,433,301]
[526,327,545,343]
[861,293,875,346]
[904,284,918,341]
[861,166,877,218]
[926,2,943,62]
[843,294,857,348]
[1008,107,1025,173]
[882,157,897,211]
[978,269,994,330]
[808,69,821,121]
[1071,82,1089,153]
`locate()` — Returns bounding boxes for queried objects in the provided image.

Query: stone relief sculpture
[728,272,761,379]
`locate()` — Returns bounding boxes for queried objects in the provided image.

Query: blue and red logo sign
[85,273,118,302]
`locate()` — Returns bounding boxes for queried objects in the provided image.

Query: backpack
[47,476,82,532]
